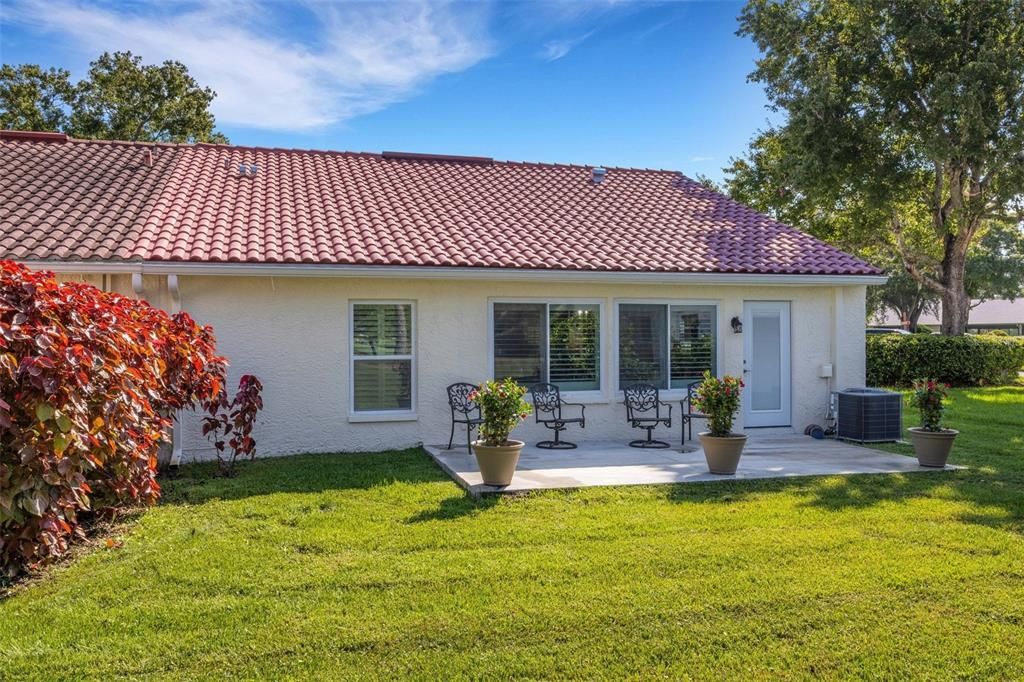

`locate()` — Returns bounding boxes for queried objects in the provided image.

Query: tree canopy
[0,65,74,132]
[0,51,227,144]
[723,130,1024,331]
[736,0,1024,334]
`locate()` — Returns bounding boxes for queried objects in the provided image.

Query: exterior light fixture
[731,316,743,333]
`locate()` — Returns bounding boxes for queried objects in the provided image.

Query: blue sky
[0,1,775,180]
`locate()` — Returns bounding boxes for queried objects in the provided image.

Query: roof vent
[591,167,607,184]
[0,130,69,143]
[237,162,258,177]
[382,150,493,164]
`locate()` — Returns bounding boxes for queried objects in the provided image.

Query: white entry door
[742,301,792,427]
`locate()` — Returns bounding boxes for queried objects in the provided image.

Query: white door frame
[742,301,792,428]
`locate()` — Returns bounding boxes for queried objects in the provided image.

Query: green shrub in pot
[906,378,958,467]
[690,371,747,475]
[469,378,532,486]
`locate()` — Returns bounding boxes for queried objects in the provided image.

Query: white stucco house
[1,130,886,461]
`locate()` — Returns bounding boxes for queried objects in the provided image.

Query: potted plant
[691,371,746,474]
[907,379,958,467]
[470,378,532,486]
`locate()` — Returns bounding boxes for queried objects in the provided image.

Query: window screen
[619,303,716,389]
[492,303,545,386]
[351,303,413,412]
[618,304,667,387]
[493,302,600,391]
[670,305,717,387]
[548,304,600,391]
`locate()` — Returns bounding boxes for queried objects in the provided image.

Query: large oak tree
[722,129,1024,332]
[738,0,1024,334]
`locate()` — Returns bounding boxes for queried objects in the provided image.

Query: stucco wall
[111,275,870,461]
[56,273,174,309]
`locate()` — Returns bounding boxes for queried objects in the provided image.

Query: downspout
[826,288,845,429]
[832,288,844,383]
[168,275,185,467]
[136,273,186,466]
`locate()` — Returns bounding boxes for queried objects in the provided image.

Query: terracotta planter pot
[472,440,525,486]
[699,433,747,475]
[907,427,958,468]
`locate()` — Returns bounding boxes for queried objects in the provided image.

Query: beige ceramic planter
[699,433,747,475]
[907,427,958,468]
[472,440,525,486]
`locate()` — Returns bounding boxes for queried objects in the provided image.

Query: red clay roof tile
[0,133,880,276]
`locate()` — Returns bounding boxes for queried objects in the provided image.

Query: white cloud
[539,31,594,61]
[3,0,493,131]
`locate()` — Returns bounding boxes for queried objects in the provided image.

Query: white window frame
[612,298,722,400]
[348,300,417,422]
[488,297,607,403]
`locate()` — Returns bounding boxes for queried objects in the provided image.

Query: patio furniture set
[446,381,705,451]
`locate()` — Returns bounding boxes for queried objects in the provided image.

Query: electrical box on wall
[819,364,833,378]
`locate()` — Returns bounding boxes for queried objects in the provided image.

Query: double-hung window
[617,303,716,390]
[350,302,415,414]
[491,302,601,392]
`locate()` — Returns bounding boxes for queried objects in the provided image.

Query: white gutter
[29,261,145,274]
[20,260,888,286]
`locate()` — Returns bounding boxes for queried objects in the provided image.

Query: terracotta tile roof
[0,131,880,276]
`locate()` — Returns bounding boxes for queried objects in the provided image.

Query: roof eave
[15,260,888,286]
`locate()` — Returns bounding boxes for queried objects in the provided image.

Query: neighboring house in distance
[0,130,886,461]
[879,299,1024,336]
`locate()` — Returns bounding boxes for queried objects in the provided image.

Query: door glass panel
[751,312,781,411]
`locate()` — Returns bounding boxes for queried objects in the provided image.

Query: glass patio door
[742,301,792,427]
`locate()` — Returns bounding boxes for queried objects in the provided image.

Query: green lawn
[2,388,1023,680]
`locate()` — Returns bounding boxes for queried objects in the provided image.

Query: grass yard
[1,387,1023,680]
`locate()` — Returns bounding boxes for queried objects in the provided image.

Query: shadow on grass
[662,387,1024,533]
[162,446,501,524]
[654,452,1024,536]
[159,448,454,505]
[405,494,498,523]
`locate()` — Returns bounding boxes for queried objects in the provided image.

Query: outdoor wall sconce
[731,316,743,333]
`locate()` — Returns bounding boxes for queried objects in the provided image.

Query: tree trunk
[938,230,972,335]
[940,287,970,335]
[895,305,920,331]
[907,306,923,333]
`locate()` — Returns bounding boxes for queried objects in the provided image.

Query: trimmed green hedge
[867,334,1024,387]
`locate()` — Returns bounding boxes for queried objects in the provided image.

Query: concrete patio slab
[424,435,960,497]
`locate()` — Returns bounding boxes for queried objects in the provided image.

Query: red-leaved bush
[203,374,264,477]
[0,260,259,576]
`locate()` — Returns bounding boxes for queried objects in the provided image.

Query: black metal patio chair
[680,380,707,443]
[446,382,484,451]
[529,383,586,449]
[623,383,673,448]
